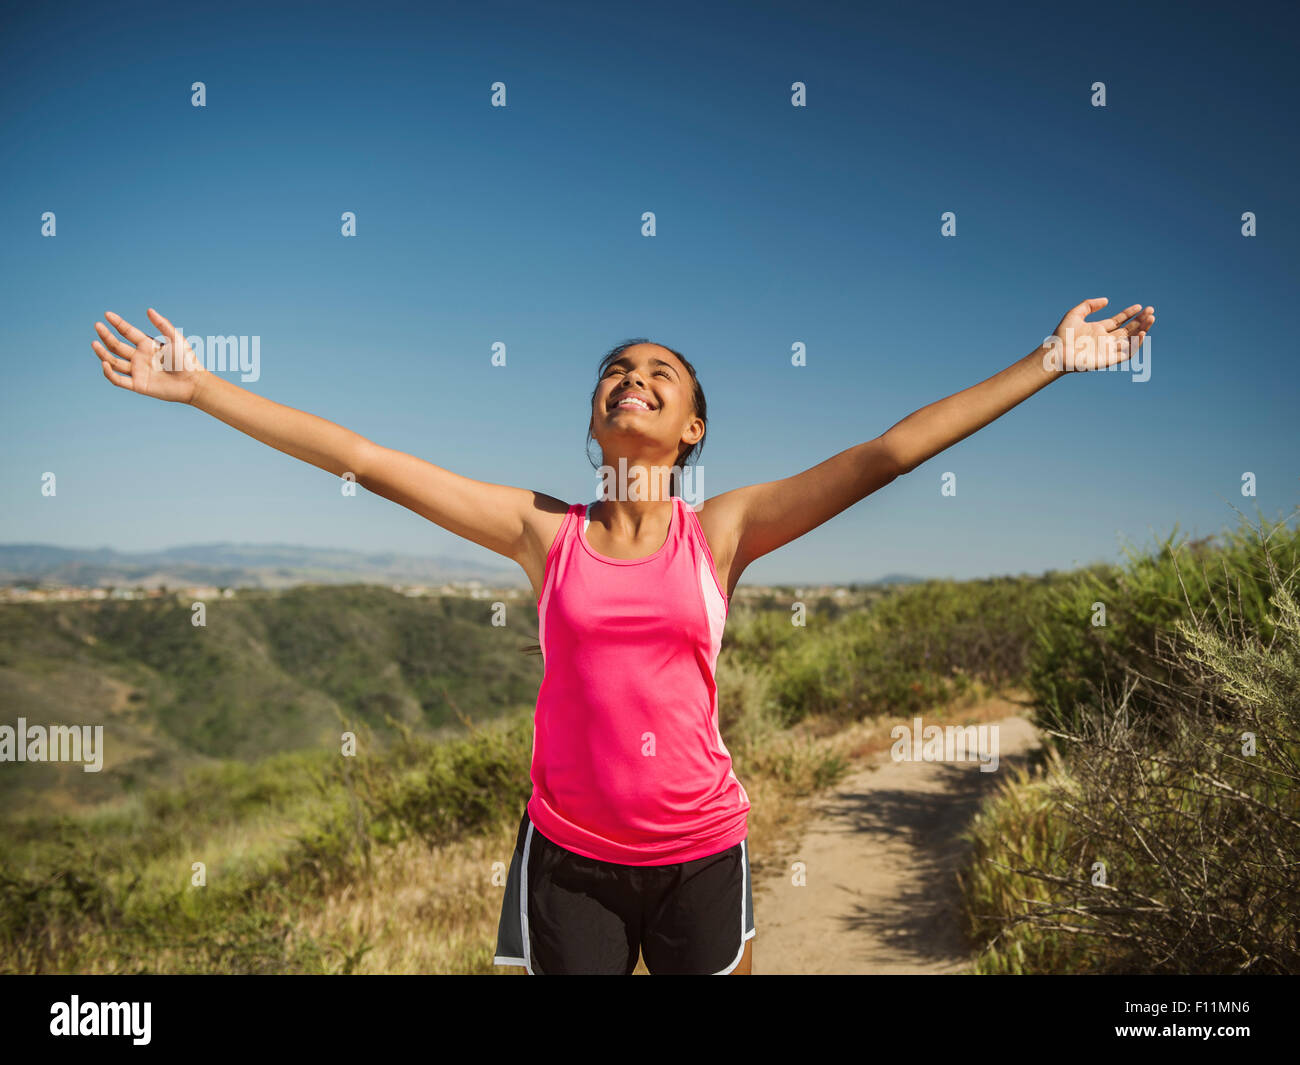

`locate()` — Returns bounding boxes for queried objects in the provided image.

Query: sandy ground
[749,704,1043,975]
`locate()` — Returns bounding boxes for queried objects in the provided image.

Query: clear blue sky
[3,0,1297,584]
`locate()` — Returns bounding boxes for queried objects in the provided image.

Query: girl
[91,298,1155,975]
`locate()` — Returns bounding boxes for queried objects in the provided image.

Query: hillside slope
[0,586,542,812]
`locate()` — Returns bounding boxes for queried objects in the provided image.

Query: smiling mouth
[610,397,654,412]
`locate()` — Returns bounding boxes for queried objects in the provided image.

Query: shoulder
[523,493,577,542]
[514,493,580,602]
[516,492,578,567]
[687,488,748,547]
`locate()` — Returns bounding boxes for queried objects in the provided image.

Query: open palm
[92,308,203,403]
[1051,298,1155,372]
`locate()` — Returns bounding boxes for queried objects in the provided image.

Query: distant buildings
[1,580,883,605]
[0,582,532,604]
[393,581,525,599]
[0,585,236,603]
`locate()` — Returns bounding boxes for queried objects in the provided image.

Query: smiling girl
[92,298,1154,974]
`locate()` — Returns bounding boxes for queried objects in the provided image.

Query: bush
[725,575,1064,727]
[960,513,1300,974]
[1026,513,1300,740]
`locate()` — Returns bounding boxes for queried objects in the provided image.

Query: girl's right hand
[93,308,206,404]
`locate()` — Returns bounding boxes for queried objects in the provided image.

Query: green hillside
[0,585,542,812]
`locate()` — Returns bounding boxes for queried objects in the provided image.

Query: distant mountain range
[0,543,927,591]
[0,542,526,590]
[859,573,927,587]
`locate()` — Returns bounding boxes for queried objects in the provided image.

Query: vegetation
[960,510,1300,973]
[724,573,1068,727]
[0,585,543,809]
[3,507,1296,973]
[1025,519,1299,740]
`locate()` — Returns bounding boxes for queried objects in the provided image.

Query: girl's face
[591,343,702,468]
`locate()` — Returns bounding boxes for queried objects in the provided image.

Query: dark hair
[585,338,707,499]
[521,339,708,657]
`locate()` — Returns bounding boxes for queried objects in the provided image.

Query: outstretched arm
[705,298,1155,579]
[92,308,544,562]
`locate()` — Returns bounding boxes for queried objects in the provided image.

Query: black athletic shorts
[493,807,755,974]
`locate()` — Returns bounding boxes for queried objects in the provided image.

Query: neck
[595,455,677,504]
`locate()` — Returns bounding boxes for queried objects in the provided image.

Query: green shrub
[726,574,1064,727]
[1027,512,1300,740]
[960,514,1300,974]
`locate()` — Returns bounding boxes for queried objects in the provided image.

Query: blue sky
[3,0,1297,584]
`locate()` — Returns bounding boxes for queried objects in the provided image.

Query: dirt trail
[751,699,1042,975]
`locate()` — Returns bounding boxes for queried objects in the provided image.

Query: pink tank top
[525,495,751,865]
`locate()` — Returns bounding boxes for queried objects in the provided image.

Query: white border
[492,821,537,971]
[712,839,755,974]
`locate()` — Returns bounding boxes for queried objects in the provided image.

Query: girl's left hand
[1050,298,1155,372]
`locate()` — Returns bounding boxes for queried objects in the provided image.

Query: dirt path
[750,700,1042,974]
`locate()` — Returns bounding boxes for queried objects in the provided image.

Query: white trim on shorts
[491,820,537,973]
[712,838,755,975]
